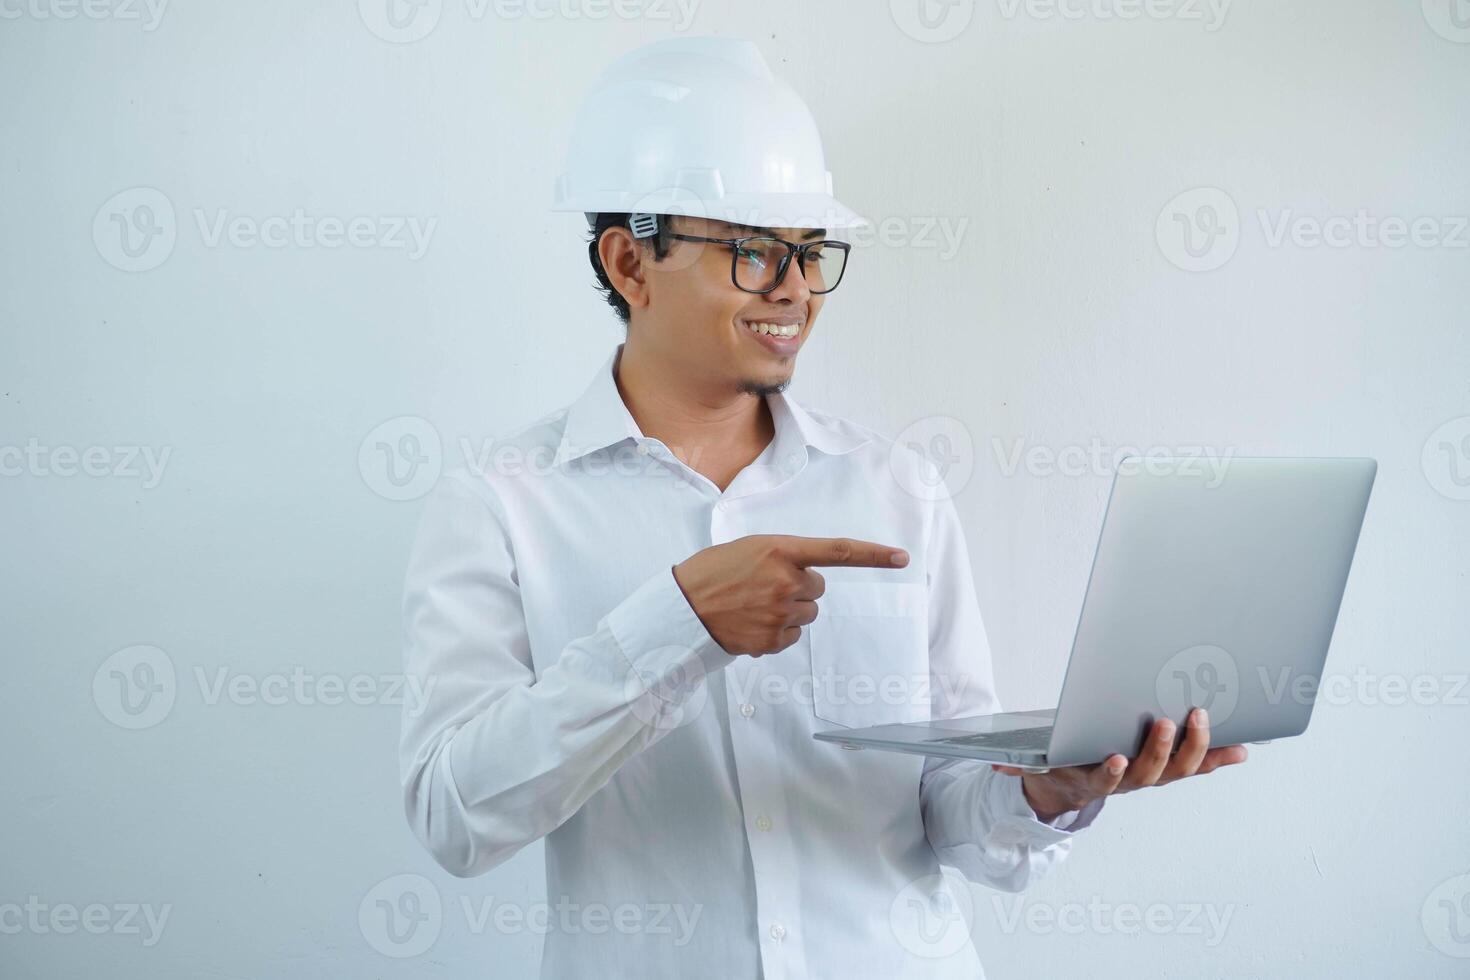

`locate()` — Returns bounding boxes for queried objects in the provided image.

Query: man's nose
[766,250,813,303]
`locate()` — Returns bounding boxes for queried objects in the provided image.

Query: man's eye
[736,248,766,265]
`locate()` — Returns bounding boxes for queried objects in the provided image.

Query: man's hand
[990,708,1249,821]
[672,534,910,656]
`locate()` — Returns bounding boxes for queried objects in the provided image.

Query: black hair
[585,212,674,328]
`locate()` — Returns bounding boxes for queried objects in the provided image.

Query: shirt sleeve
[917,488,1105,893]
[397,470,733,878]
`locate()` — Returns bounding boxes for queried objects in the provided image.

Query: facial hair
[736,375,792,398]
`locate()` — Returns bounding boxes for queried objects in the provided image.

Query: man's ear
[598,226,650,313]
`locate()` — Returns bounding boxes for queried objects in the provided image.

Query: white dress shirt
[399,343,1104,979]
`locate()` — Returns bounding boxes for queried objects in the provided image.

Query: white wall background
[3,1,1467,977]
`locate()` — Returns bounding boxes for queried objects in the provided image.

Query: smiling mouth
[741,320,803,339]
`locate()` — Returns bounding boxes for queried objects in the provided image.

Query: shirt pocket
[807,581,931,729]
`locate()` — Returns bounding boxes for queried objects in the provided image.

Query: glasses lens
[732,238,791,292]
[803,242,848,294]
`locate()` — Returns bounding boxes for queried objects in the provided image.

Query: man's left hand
[990,708,1249,822]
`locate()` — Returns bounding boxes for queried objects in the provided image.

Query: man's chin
[736,372,793,398]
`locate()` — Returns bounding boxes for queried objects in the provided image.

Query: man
[398,37,1246,978]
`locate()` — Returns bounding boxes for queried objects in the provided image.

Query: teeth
[744,322,801,338]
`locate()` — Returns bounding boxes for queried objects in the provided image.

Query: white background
[3,0,1468,976]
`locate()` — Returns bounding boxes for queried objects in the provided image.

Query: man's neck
[613,342,776,491]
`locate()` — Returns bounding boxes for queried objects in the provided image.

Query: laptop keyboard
[931,726,1053,751]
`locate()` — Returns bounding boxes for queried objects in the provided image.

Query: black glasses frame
[664,232,852,295]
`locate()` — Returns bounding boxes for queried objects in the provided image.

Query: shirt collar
[552,343,871,468]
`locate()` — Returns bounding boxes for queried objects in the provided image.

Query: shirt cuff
[985,770,1106,847]
[605,565,732,694]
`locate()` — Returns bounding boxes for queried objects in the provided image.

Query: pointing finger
[778,536,910,570]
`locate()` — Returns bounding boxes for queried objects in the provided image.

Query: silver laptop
[814,456,1377,770]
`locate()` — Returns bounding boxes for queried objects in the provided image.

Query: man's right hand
[671,535,911,656]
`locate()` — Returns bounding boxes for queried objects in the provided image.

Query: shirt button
[784,451,801,466]
[769,924,786,942]
[756,816,772,832]
[739,702,755,718]
[716,500,729,511]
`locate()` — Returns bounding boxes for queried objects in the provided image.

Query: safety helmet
[552,36,868,236]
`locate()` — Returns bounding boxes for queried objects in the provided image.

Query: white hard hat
[552,37,868,234]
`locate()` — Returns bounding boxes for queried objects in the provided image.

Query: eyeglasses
[665,232,851,295]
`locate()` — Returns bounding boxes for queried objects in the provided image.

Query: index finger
[774,536,910,569]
